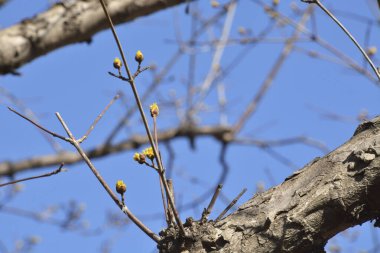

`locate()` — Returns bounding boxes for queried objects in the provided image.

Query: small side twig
[200,184,223,223]
[301,0,380,81]
[108,71,129,82]
[133,66,151,79]
[166,179,175,226]
[8,107,70,142]
[78,93,120,143]
[54,112,160,243]
[214,188,247,223]
[0,163,65,188]
[232,6,313,135]
[159,177,169,225]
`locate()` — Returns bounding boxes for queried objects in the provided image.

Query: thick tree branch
[159,115,380,252]
[0,125,232,176]
[0,0,186,75]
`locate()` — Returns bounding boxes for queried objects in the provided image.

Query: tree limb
[0,125,232,176]
[159,115,380,252]
[0,0,186,75]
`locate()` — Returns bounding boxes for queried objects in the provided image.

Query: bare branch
[200,184,223,223]
[0,163,65,188]
[54,112,160,243]
[0,87,62,152]
[0,0,188,75]
[8,107,70,142]
[214,187,247,222]
[233,6,313,135]
[0,125,232,176]
[162,116,380,253]
[78,93,120,143]
[98,0,185,235]
[302,0,380,82]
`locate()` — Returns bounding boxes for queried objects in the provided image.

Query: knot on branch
[344,147,379,176]
[353,116,380,136]
[158,219,228,253]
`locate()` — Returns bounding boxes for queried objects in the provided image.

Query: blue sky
[0,0,380,252]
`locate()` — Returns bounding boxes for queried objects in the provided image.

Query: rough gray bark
[0,0,186,75]
[159,116,380,253]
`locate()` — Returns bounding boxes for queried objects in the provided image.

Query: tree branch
[0,125,232,176]
[159,115,380,252]
[0,0,187,75]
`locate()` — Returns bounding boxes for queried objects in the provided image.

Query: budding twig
[8,107,160,243]
[55,112,160,243]
[98,0,185,235]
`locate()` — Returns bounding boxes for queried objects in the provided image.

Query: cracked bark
[158,116,380,253]
[0,0,186,75]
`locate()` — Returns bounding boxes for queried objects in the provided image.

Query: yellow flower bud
[113,57,122,69]
[273,0,279,6]
[135,50,144,64]
[143,147,155,160]
[116,180,126,194]
[150,103,159,117]
[133,153,146,164]
[210,0,220,8]
[367,46,377,56]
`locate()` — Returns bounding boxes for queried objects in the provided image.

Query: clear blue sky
[0,0,379,252]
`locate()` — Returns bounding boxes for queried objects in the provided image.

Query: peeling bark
[159,116,380,253]
[0,0,186,75]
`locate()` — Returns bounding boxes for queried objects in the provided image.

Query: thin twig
[152,117,169,225]
[191,0,237,117]
[254,0,378,83]
[78,93,120,143]
[133,66,151,79]
[200,184,223,223]
[143,162,159,171]
[98,0,185,235]
[0,163,65,188]
[159,177,169,225]
[185,4,197,124]
[108,72,129,82]
[233,6,313,135]
[214,188,247,222]
[8,107,70,142]
[1,87,62,153]
[166,179,175,226]
[55,112,160,243]
[302,0,380,81]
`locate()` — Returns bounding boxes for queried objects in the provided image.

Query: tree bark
[159,116,380,253]
[0,0,186,75]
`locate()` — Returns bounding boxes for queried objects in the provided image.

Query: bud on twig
[150,103,159,117]
[133,153,146,164]
[113,57,122,70]
[135,50,144,64]
[143,147,155,160]
[116,180,126,195]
